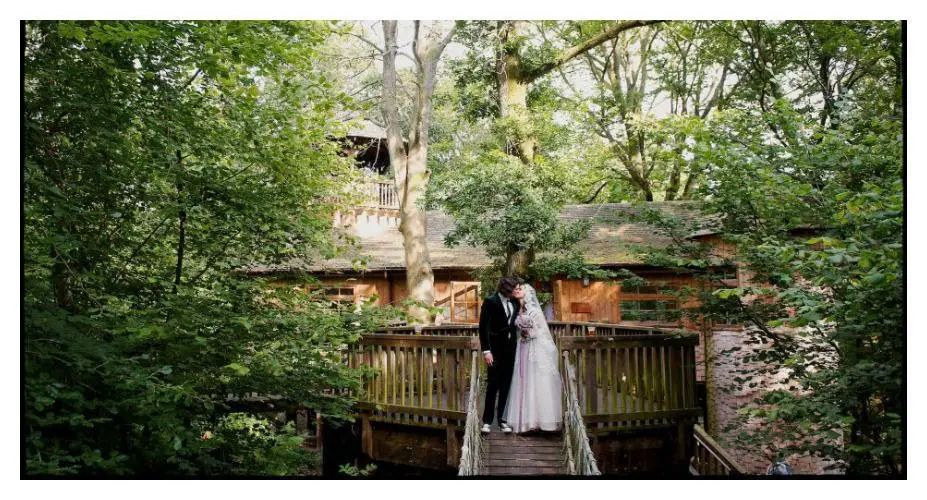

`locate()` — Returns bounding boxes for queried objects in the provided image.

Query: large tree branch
[346,31,384,54]
[412,21,424,71]
[700,64,730,119]
[523,20,665,82]
[582,180,610,203]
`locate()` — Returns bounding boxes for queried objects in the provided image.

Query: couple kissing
[479,277,562,435]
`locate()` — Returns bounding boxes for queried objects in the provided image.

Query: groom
[478,276,524,434]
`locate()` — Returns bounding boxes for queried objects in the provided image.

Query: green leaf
[223,363,250,376]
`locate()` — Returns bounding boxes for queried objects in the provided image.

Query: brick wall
[705,329,841,475]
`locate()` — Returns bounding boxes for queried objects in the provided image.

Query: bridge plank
[482,431,566,476]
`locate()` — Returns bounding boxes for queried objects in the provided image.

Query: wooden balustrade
[348,323,703,472]
[383,322,684,338]
[690,424,747,476]
[349,333,478,427]
[383,325,478,336]
[557,334,700,431]
[351,323,698,435]
[373,179,398,209]
[550,321,677,337]
[357,178,399,210]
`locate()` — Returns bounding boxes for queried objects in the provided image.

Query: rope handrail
[458,351,484,476]
[561,351,601,475]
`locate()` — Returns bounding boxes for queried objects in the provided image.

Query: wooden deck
[341,323,704,474]
[483,432,565,476]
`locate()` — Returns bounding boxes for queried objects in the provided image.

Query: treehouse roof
[246,202,715,275]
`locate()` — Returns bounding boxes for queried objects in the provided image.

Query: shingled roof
[247,202,708,274]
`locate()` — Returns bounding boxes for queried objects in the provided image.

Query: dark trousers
[482,346,515,425]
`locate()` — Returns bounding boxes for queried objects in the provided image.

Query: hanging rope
[458,351,485,475]
[561,351,601,475]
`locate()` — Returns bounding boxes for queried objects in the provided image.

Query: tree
[492,21,663,165]
[425,145,592,280]
[559,22,735,202]
[622,19,903,472]
[448,20,661,274]
[379,21,455,323]
[23,20,381,475]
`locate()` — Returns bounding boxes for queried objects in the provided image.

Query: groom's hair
[496,276,524,297]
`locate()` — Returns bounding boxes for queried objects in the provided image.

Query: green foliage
[629,90,902,474]
[425,142,591,281]
[449,21,500,121]
[338,462,378,477]
[23,21,379,476]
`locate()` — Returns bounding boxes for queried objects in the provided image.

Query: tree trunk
[504,247,534,277]
[381,21,453,323]
[399,140,435,323]
[493,21,661,271]
[51,257,73,310]
[497,21,535,164]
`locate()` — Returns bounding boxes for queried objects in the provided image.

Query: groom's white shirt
[483,292,512,355]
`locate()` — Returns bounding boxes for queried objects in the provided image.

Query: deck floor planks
[482,431,565,476]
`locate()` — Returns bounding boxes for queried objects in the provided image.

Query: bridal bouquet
[516,314,536,342]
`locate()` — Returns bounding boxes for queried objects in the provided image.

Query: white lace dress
[503,296,563,432]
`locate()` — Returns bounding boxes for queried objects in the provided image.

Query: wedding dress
[503,284,563,432]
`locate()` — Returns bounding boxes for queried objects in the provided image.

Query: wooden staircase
[483,431,566,476]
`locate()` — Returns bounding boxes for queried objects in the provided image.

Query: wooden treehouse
[321,322,745,477]
[249,123,747,475]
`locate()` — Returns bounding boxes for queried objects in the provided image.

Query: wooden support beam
[361,414,374,458]
[446,425,460,468]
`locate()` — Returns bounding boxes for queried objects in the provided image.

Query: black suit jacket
[478,293,520,355]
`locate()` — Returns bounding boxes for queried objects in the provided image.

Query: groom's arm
[478,299,491,355]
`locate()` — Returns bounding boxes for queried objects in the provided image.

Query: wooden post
[361,414,374,458]
[446,425,460,468]
[554,279,565,321]
[675,421,688,472]
[296,408,309,436]
[315,412,323,450]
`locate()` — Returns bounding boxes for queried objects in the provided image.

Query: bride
[503,283,563,433]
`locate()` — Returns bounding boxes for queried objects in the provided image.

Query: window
[620,280,682,324]
[621,299,682,322]
[450,281,481,323]
[324,287,356,304]
[307,286,356,306]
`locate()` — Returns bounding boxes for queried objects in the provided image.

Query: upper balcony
[360,176,399,211]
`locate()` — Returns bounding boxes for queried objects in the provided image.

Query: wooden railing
[348,333,477,427]
[363,323,699,430]
[690,424,747,476]
[383,322,686,338]
[557,334,700,430]
[458,352,484,476]
[383,325,479,336]
[348,322,702,472]
[562,353,601,475]
[549,321,679,338]
[359,178,399,210]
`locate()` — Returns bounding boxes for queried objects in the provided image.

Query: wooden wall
[281,268,715,331]
[305,269,483,324]
[552,272,702,327]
